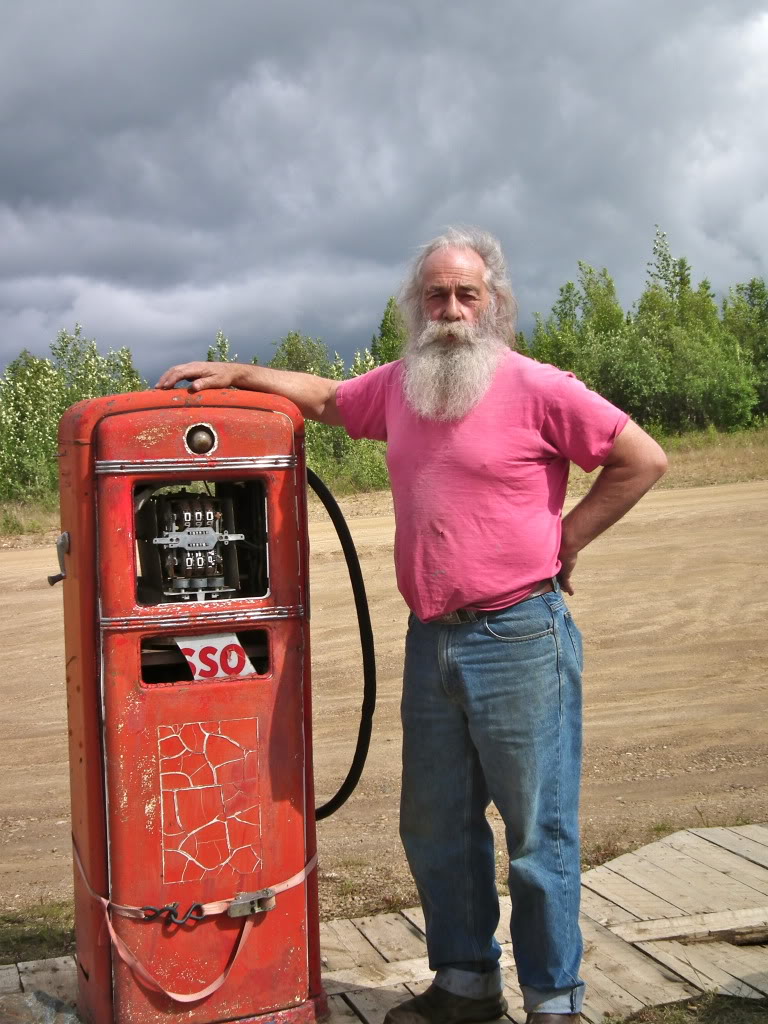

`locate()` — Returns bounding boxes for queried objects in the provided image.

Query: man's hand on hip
[557,549,577,596]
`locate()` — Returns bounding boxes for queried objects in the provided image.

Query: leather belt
[432,580,555,625]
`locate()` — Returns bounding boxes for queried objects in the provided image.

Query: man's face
[404,246,504,421]
[421,247,491,335]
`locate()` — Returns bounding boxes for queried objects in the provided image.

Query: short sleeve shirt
[336,350,629,621]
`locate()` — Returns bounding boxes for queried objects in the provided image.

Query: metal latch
[227,888,277,917]
[47,532,70,586]
[153,527,244,551]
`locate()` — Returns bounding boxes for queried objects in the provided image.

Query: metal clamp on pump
[227,888,277,917]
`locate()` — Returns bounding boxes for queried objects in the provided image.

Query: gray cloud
[1,0,767,380]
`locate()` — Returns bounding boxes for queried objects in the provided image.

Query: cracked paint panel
[158,719,262,884]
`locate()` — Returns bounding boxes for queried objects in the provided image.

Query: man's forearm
[155,360,343,426]
[560,459,665,556]
[231,364,341,424]
[555,421,666,595]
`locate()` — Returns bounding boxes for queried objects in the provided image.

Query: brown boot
[383,984,508,1024]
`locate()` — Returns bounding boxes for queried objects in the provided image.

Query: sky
[2,0,767,381]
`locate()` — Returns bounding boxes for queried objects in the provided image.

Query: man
[157,228,667,1024]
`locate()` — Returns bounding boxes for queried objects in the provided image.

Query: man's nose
[442,293,462,321]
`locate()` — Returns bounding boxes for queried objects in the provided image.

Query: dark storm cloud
[1,1,767,379]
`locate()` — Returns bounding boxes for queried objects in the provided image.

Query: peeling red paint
[159,719,262,884]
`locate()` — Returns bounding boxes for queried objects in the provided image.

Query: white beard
[403,316,506,421]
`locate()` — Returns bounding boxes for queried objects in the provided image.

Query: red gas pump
[55,388,337,1024]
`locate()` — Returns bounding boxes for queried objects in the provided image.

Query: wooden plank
[635,841,768,910]
[580,916,700,1006]
[579,885,639,926]
[400,906,425,934]
[581,863,684,919]
[637,940,766,999]
[497,895,513,945]
[17,956,77,1005]
[321,921,370,971]
[321,918,389,970]
[606,850,726,915]
[353,912,428,963]
[0,965,21,995]
[323,953,433,995]
[691,827,768,870]
[687,941,768,997]
[612,906,768,944]
[704,942,768,997]
[399,899,512,946]
[731,824,768,849]
[501,965,527,1024]
[344,984,413,1024]
[324,945,517,995]
[327,993,365,1024]
[579,961,645,1022]
[660,831,768,898]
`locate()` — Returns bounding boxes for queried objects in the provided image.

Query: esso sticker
[174,633,256,680]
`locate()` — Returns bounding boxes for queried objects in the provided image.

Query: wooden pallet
[2,826,767,1023]
[327,825,768,1024]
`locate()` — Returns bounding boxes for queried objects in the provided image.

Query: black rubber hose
[307,468,377,820]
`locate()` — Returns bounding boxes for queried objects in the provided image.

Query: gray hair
[399,227,519,347]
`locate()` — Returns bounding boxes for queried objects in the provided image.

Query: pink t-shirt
[336,350,629,621]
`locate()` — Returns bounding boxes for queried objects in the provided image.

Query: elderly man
[157,228,667,1024]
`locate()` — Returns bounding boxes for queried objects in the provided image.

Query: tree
[0,327,145,501]
[371,297,408,364]
[268,331,341,378]
[528,231,760,432]
[722,278,768,417]
[207,330,237,362]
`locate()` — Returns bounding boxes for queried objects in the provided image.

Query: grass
[0,898,74,966]
[614,993,768,1024]
[567,424,768,497]
[0,495,59,539]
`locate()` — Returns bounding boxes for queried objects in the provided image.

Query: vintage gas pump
[54,388,369,1024]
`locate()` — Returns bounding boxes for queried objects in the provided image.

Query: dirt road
[1,481,766,919]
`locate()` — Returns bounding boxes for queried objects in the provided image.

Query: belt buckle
[438,609,477,625]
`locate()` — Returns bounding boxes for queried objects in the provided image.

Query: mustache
[412,319,481,348]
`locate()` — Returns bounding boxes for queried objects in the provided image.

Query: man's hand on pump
[156,360,343,427]
[156,361,243,392]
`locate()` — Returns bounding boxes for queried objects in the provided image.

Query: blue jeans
[400,584,585,1014]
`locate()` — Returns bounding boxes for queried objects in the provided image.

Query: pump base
[234,993,329,1024]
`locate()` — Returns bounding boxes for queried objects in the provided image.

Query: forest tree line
[1,230,766,501]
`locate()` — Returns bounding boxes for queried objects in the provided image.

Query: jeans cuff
[521,983,585,1014]
[435,967,503,999]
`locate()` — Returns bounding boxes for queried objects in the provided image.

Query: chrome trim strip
[100,604,304,632]
[95,456,296,475]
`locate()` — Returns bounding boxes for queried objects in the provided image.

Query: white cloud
[1,0,767,378]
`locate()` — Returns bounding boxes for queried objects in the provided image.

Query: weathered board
[691,827,768,870]
[17,957,77,1006]
[659,830,768,898]
[581,863,684,919]
[352,913,428,963]
[612,906,768,944]
[0,965,21,996]
[637,939,767,999]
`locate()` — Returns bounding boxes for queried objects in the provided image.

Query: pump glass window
[135,480,269,604]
